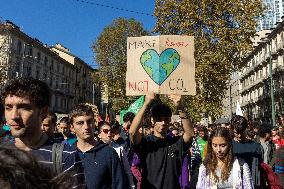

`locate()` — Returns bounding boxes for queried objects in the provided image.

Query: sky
[0,0,156,68]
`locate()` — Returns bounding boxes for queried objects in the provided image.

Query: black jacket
[75,141,126,189]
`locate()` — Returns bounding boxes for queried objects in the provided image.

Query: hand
[168,94,181,106]
[144,92,155,105]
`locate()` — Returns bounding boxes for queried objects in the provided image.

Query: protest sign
[126,35,196,96]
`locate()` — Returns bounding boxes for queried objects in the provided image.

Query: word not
[165,38,189,48]
[128,81,149,92]
[169,78,188,92]
[128,40,157,50]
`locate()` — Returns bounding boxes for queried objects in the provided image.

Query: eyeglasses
[102,129,112,134]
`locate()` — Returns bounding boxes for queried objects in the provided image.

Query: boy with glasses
[98,122,113,144]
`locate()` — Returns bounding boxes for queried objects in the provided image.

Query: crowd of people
[0,77,284,189]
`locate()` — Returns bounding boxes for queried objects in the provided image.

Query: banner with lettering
[126,35,196,96]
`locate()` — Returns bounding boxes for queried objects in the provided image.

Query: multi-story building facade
[221,31,270,120]
[257,0,284,31]
[51,44,101,107]
[0,20,100,113]
[240,19,284,124]
[221,71,241,119]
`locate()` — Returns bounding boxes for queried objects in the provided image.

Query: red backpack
[261,162,283,189]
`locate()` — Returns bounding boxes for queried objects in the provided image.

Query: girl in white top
[196,127,254,189]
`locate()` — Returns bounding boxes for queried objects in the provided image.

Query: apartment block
[0,20,100,113]
[258,0,284,31]
[240,19,284,124]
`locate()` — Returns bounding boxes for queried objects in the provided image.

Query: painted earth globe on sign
[140,48,180,85]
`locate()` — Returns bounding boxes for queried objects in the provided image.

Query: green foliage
[92,18,149,112]
[154,0,263,121]
[0,21,8,88]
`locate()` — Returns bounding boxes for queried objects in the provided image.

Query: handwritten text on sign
[126,35,196,96]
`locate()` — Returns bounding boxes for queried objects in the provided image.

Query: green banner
[119,96,145,124]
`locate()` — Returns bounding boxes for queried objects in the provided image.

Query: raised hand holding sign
[126,35,196,96]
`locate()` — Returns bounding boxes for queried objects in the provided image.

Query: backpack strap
[52,142,64,174]
[238,158,245,189]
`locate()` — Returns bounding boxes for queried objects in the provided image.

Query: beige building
[240,19,284,124]
[221,30,274,120]
[0,20,100,113]
[221,71,241,119]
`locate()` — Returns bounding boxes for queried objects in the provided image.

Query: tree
[154,0,263,121]
[92,18,149,112]
[0,20,9,89]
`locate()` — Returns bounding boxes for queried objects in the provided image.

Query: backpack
[261,162,282,189]
[241,158,283,189]
[52,142,64,174]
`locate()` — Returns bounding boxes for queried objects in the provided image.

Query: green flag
[120,96,145,124]
[127,96,145,114]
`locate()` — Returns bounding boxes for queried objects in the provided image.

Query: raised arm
[168,94,194,145]
[129,92,155,145]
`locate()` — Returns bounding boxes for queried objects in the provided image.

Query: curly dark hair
[46,111,57,125]
[59,116,69,124]
[0,146,73,189]
[98,121,111,132]
[1,77,50,108]
[230,115,248,133]
[69,104,94,124]
[0,100,3,125]
[257,124,272,138]
[203,127,234,183]
[151,103,172,119]
[123,112,135,123]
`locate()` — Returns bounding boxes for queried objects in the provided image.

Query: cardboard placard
[126,35,196,96]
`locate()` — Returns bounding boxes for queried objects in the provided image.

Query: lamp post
[268,42,276,126]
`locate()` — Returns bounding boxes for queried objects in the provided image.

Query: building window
[36,70,40,79]
[43,73,47,81]
[28,47,33,56]
[55,96,58,108]
[26,67,32,76]
[17,41,22,54]
[37,52,41,63]
[51,60,54,70]
[49,76,53,87]
[44,57,48,66]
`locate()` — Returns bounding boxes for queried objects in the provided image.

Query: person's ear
[98,132,102,139]
[70,125,75,133]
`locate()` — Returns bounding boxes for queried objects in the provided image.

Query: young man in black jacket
[129,92,194,189]
[231,115,263,188]
[69,104,126,189]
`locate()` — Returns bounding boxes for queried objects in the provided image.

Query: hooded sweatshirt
[75,141,126,189]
